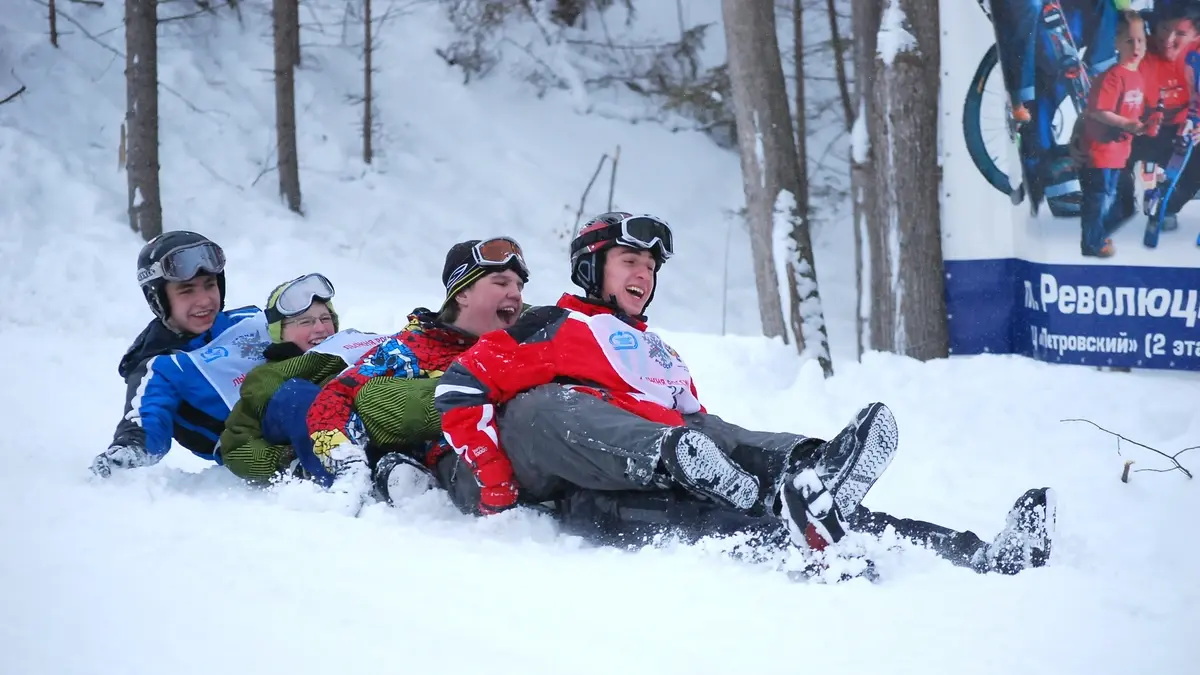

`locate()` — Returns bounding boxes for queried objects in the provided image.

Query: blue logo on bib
[609,331,638,350]
[201,346,229,363]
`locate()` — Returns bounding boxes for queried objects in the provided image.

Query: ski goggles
[577,215,674,260]
[446,237,529,289]
[266,273,336,323]
[137,242,226,286]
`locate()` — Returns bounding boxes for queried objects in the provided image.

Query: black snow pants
[437,384,991,571]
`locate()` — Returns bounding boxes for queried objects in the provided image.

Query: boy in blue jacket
[91,231,273,477]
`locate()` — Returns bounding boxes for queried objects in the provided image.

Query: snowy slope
[1,2,1199,674]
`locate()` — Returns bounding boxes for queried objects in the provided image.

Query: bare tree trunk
[851,0,881,359]
[125,0,162,241]
[49,0,58,48]
[863,0,947,360]
[274,0,302,213]
[362,0,373,164]
[291,0,302,67]
[722,0,832,375]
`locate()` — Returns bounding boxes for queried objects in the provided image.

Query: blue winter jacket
[108,306,270,463]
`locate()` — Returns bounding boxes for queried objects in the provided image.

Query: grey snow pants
[435,384,991,571]
[497,383,806,506]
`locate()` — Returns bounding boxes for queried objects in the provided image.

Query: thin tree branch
[1062,418,1195,479]
[825,0,853,129]
[0,85,27,105]
[29,0,228,117]
[160,1,235,23]
[574,153,609,235]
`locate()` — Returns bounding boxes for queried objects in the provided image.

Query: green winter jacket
[220,319,467,482]
[219,342,349,482]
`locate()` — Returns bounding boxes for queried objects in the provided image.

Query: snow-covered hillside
[1,2,1198,674]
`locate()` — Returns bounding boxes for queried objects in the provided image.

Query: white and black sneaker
[372,452,435,505]
[777,467,847,551]
[980,487,1057,574]
[777,402,900,549]
[658,427,760,511]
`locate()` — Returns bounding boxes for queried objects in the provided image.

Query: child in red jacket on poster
[1079,11,1149,258]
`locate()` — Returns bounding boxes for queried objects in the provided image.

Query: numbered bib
[585,313,700,414]
[187,313,273,409]
[306,329,390,366]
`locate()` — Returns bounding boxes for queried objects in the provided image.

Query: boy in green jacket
[219,273,390,484]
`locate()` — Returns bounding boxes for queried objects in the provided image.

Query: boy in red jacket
[434,212,1056,574]
[1079,11,1149,257]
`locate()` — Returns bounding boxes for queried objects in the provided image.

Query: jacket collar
[404,307,478,348]
[555,293,648,331]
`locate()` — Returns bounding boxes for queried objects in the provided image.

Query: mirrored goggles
[269,273,336,321]
[138,242,226,286]
[473,237,529,277]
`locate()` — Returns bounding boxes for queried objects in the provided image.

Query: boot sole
[664,428,760,511]
[1032,487,1057,567]
[825,403,899,517]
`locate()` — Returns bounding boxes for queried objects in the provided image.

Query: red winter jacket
[433,293,704,494]
[306,309,476,460]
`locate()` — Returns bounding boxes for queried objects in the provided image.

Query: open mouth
[308,336,328,347]
[190,309,214,320]
[625,285,646,299]
[496,306,518,323]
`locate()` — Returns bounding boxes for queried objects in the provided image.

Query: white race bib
[187,313,273,409]
[306,329,389,366]
[583,313,700,414]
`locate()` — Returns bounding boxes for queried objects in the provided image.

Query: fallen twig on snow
[1062,418,1197,480]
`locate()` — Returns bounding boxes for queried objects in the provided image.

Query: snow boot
[976,487,1057,575]
[657,427,760,511]
[777,402,900,550]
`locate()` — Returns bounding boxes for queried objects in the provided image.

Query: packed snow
[1,2,1198,674]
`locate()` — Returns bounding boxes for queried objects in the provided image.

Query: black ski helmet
[136,230,227,323]
[569,212,673,313]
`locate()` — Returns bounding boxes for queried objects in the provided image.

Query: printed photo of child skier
[986,0,1200,257]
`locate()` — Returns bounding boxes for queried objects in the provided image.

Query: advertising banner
[941,0,1200,371]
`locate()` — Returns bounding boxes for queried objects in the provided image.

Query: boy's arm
[1184,54,1200,140]
[1084,72,1144,133]
[220,398,292,482]
[1085,109,1145,133]
[94,355,181,476]
[353,377,443,448]
[434,306,566,515]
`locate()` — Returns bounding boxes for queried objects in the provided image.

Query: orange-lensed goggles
[473,237,528,274]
